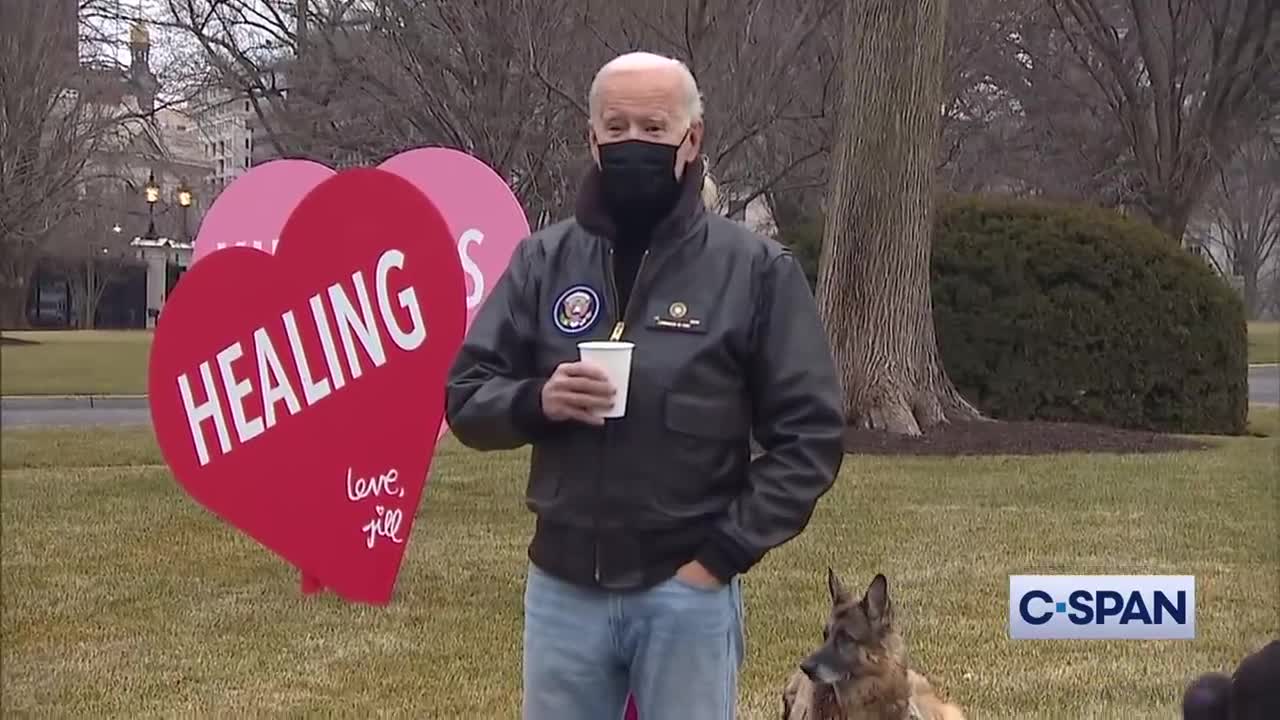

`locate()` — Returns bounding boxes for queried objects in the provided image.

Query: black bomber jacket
[445,162,846,591]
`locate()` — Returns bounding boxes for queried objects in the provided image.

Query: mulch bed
[842,419,1215,456]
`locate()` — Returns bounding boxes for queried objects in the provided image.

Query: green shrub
[930,195,1248,434]
[776,219,823,288]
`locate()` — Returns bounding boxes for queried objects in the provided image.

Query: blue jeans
[522,562,746,720]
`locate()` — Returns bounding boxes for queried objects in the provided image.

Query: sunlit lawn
[0,330,152,396]
[2,410,1276,719]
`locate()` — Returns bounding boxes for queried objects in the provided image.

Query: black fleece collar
[574,155,709,249]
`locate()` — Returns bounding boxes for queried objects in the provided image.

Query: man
[445,51,846,720]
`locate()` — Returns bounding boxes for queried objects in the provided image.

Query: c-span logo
[1009,575,1195,640]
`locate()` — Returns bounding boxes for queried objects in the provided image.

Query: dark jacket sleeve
[445,238,558,450]
[694,251,846,582]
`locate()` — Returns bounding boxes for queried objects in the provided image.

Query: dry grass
[0,330,152,396]
[1,423,1276,719]
[1249,321,1279,365]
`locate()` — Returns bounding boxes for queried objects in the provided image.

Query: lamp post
[144,169,160,239]
[176,178,193,242]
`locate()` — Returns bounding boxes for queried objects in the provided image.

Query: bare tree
[1,2,129,327]
[155,0,602,222]
[770,0,1059,237]
[41,182,145,329]
[816,0,980,435]
[1191,134,1280,317]
[1,0,194,328]
[1045,0,1280,243]
[156,0,843,227]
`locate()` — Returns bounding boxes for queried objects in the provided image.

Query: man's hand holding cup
[542,341,636,425]
[541,362,615,425]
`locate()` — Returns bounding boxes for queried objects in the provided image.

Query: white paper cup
[577,341,634,418]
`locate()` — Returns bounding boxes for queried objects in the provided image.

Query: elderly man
[445,51,846,720]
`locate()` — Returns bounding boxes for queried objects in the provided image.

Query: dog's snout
[799,656,820,681]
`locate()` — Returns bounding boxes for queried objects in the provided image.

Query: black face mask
[596,135,688,225]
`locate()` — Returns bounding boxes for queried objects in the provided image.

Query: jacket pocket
[657,390,750,516]
[526,442,564,511]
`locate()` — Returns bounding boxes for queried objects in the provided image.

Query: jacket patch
[648,300,705,333]
[553,285,602,335]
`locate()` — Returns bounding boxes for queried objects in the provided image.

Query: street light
[176,178,193,241]
[144,170,160,239]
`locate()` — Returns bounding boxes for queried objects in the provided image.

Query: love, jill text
[347,467,406,550]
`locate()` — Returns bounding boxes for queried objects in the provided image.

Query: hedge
[778,195,1249,434]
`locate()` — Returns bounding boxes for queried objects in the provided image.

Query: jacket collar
[574,155,708,249]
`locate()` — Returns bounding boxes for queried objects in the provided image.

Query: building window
[244,100,250,112]
[245,137,250,150]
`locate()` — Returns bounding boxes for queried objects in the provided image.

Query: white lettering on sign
[362,505,406,549]
[347,467,406,550]
[214,238,280,252]
[346,467,404,502]
[282,309,332,405]
[177,362,231,466]
[216,341,264,443]
[176,248,428,467]
[254,327,301,427]
[458,229,485,310]
[329,270,386,381]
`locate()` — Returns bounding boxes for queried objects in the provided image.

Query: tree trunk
[0,264,33,329]
[815,0,980,436]
[70,260,112,330]
[1143,193,1197,247]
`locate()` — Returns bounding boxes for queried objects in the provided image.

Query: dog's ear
[827,567,851,605]
[864,573,892,624]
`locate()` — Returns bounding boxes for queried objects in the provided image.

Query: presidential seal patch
[553,285,601,335]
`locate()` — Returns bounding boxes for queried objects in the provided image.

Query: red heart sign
[148,167,466,605]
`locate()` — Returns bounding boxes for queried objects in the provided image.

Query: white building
[192,87,260,192]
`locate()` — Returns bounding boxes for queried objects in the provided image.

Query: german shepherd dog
[781,571,966,720]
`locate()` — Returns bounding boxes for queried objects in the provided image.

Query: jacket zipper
[595,244,651,585]
[606,247,651,341]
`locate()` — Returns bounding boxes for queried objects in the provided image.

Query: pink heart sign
[149,168,466,605]
[377,147,531,439]
[192,148,530,441]
[191,159,335,263]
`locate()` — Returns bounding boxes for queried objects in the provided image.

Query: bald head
[587,51,705,180]
[589,52,703,125]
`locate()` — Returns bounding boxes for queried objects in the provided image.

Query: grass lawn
[2,411,1277,719]
[1248,321,1279,365]
[0,330,152,396]
[0,322,1273,396]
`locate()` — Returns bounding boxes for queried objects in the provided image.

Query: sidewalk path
[1250,363,1278,406]
[1,394,149,427]
[3,367,1276,428]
